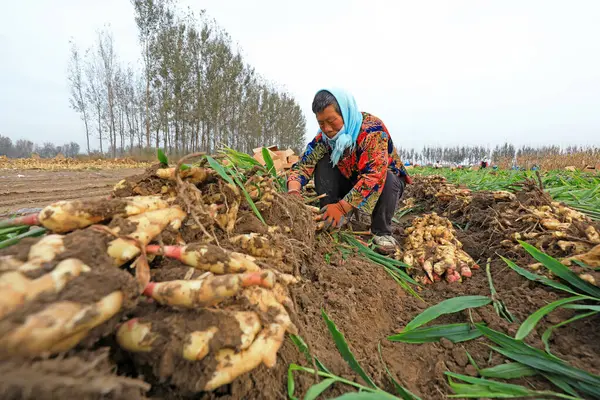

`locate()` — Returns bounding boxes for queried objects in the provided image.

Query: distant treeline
[66,0,306,158]
[397,143,600,167]
[0,136,80,159]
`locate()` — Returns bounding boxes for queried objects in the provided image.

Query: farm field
[0,168,146,216]
[0,153,599,400]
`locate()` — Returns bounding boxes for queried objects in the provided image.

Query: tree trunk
[97,110,103,154]
[83,109,91,155]
[145,42,151,149]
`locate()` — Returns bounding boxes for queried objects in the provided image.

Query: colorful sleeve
[343,132,389,211]
[288,134,328,187]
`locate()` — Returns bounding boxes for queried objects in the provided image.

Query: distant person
[480,160,488,169]
[287,88,411,254]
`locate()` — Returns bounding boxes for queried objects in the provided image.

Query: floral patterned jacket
[289,112,410,212]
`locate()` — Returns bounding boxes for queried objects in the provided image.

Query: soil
[150,257,207,282]
[112,164,176,198]
[2,169,600,399]
[0,348,149,400]
[0,168,145,215]
[119,302,248,393]
[3,227,122,279]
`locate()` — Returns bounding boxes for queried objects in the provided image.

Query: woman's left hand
[318,200,353,229]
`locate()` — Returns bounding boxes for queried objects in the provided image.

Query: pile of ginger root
[0,160,307,395]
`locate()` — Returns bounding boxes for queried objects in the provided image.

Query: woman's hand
[318,200,353,229]
[287,179,302,198]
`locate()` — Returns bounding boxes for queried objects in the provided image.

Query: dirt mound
[189,231,600,399]
[405,175,600,265]
[2,163,599,400]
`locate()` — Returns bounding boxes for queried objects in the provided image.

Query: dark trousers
[314,154,405,236]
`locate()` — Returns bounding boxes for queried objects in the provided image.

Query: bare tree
[84,51,106,153]
[14,139,34,158]
[67,40,92,154]
[0,136,14,157]
[66,2,307,156]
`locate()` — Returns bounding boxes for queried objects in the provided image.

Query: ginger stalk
[38,196,170,233]
[142,271,275,308]
[106,207,186,266]
[146,244,260,274]
[156,167,212,184]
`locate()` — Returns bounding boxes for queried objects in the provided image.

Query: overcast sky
[1,0,599,152]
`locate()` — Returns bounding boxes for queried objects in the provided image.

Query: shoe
[373,235,398,254]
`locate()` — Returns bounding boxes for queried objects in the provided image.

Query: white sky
[1,0,599,152]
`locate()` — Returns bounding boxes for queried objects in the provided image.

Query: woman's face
[316,105,344,139]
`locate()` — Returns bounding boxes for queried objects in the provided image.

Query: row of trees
[67,0,306,158]
[397,143,600,165]
[0,135,80,158]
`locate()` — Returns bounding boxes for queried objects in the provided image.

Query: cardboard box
[252,148,278,165]
[252,145,278,154]
[274,151,290,161]
[283,148,295,158]
[272,158,284,171]
[288,155,300,164]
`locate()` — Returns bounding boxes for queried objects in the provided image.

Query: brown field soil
[1,169,599,400]
[0,168,145,215]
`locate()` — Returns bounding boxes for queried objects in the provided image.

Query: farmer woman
[288,88,411,253]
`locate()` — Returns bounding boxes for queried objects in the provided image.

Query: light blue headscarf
[317,88,364,166]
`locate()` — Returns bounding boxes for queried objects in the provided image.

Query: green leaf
[572,381,600,399]
[519,241,600,298]
[288,363,312,400]
[465,351,480,372]
[403,296,491,332]
[222,146,261,169]
[339,233,420,297]
[542,373,581,398]
[289,334,330,373]
[479,362,537,379]
[388,323,484,343]
[491,346,600,388]
[329,392,400,400]
[205,155,234,185]
[477,324,556,359]
[487,260,517,323]
[262,148,277,178]
[446,372,535,397]
[157,148,168,165]
[0,225,29,235]
[501,256,579,296]
[206,155,266,224]
[0,226,46,249]
[304,378,336,400]
[562,304,600,311]
[541,311,598,354]
[377,342,422,400]
[515,296,587,340]
[445,372,580,399]
[321,309,377,389]
[179,163,191,171]
[232,174,266,225]
[571,259,600,271]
